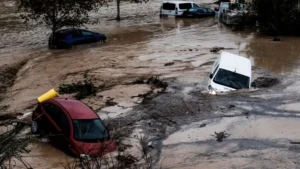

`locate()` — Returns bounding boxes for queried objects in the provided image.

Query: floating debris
[214,131,230,142]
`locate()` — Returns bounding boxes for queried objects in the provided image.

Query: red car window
[73,119,108,142]
[43,103,71,136]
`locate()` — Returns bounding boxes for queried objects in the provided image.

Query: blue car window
[82,31,94,36]
[197,9,205,13]
[189,8,197,12]
[207,8,213,13]
[71,30,82,38]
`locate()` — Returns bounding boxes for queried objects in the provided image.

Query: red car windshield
[73,119,108,142]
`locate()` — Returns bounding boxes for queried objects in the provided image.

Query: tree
[115,0,149,21]
[249,0,300,35]
[17,0,107,34]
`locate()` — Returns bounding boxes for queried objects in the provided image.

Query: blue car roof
[55,28,94,34]
[189,7,209,10]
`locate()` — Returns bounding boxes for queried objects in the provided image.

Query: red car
[31,97,116,157]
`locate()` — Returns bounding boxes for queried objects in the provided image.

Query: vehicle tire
[31,120,39,134]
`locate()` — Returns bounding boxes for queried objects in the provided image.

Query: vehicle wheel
[31,120,39,134]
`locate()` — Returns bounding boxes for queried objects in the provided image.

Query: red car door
[42,102,71,151]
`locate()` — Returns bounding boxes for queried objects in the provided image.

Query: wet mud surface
[1,0,300,168]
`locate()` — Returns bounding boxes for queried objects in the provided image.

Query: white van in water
[208,52,251,92]
[160,1,200,17]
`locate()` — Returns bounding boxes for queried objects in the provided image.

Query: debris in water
[133,76,168,89]
[116,154,137,167]
[228,105,235,108]
[0,105,9,111]
[210,46,225,53]
[244,112,250,118]
[105,98,118,106]
[164,62,174,66]
[213,131,230,142]
[58,79,98,99]
[200,123,207,128]
[290,141,300,144]
[17,112,32,121]
[133,78,145,84]
[251,77,279,88]
[0,114,15,121]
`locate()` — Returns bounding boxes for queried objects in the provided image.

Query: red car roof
[53,98,98,119]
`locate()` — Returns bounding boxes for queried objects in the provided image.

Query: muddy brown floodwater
[1,0,300,168]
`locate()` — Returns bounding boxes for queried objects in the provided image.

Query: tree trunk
[116,0,121,21]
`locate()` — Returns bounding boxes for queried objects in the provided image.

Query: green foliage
[250,0,300,35]
[17,0,108,33]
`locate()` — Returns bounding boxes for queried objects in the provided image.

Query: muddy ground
[1,0,300,168]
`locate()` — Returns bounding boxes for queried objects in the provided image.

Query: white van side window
[179,3,192,9]
[163,3,176,10]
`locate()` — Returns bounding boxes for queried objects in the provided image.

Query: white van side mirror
[209,74,213,79]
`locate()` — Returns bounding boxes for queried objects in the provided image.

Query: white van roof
[163,1,194,4]
[218,52,251,77]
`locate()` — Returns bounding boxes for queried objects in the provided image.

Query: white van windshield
[213,68,250,89]
[179,3,192,9]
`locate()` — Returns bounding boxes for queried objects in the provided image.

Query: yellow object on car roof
[37,88,59,103]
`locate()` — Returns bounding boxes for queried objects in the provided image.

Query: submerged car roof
[189,7,211,10]
[218,52,251,77]
[53,97,98,119]
[55,28,91,34]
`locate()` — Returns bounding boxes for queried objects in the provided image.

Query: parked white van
[208,52,251,92]
[160,1,200,17]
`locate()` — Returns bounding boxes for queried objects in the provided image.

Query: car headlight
[80,154,91,160]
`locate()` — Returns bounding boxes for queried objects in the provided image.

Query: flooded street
[1,0,300,168]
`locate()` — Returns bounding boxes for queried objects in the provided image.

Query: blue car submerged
[181,7,215,18]
[48,29,107,49]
